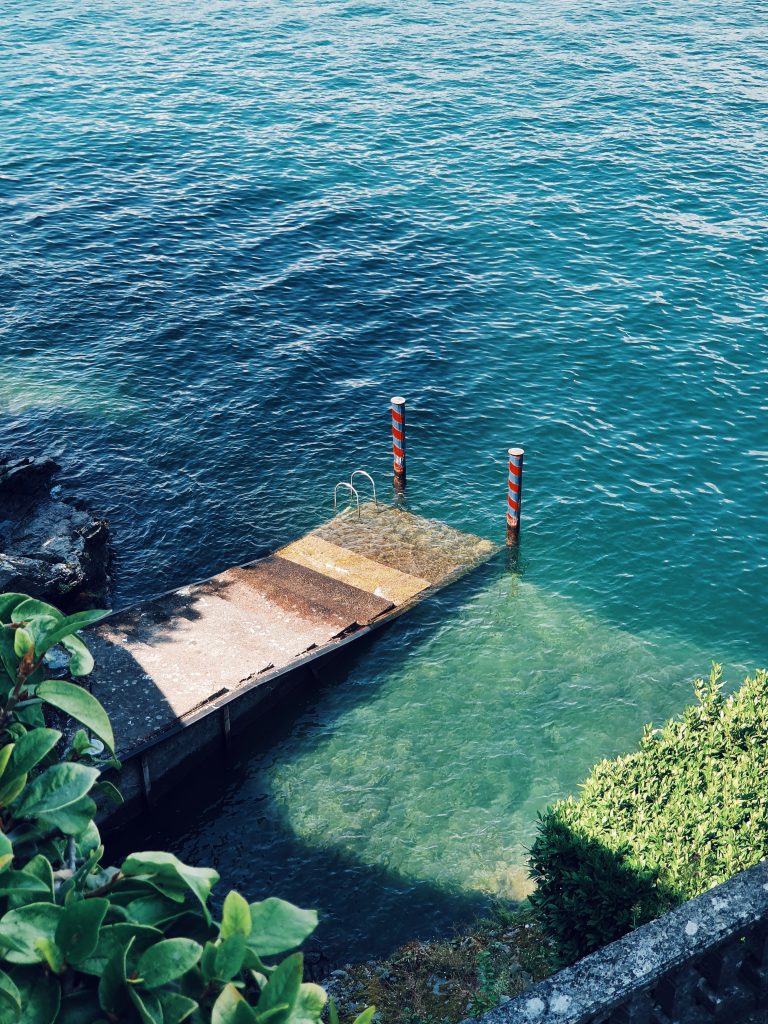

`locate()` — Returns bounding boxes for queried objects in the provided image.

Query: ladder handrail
[350,469,378,508]
[333,481,361,520]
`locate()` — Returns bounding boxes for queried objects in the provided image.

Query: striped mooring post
[506,447,524,544]
[391,396,406,485]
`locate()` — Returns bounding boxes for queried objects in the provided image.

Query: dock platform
[89,504,496,817]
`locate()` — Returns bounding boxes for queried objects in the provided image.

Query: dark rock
[0,456,59,515]
[302,943,334,982]
[0,455,112,609]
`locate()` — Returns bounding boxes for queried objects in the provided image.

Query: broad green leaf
[11,599,63,625]
[328,999,339,1024]
[0,970,19,1007]
[0,595,28,625]
[60,634,94,677]
[0,902,63,964]
[76,857,113,897]
[200,941,218,984]
[36,681,113,751]
[178,963,206,1002]
[352,1009,376,1024]
[124,894,186,927]
[5,728,60,781]
[243,947,277,975]
[94,779,123,806]
[109,877,180,903]
[13,629,33,659]
[0,987,19,1024]
[98,939,132,1018]
[20,617,59,657]
[0,773,26,809]
[293,983,327,1023]
[0,628,17,688]
[232,1004,262,1024]
[0,970,19,1024]
[70,730,91,756]
[14,762,99,818]
[214,934,247,982]
[74,819,101,857]
[0,835,11,874]
[13,702,44,729]
[12,966,60,1024]
[121,852,219,919]
[221,890,252,940]
[57,989,104,1024]
[0,871,50,898]
[248,899,318,957]
[55,898,109,964]
[256,954,302,1021]
[124,875,187,904]
[0,746,13,781]
[137,938,202,988]
[39,794,97,836]
[34,936,65,974]
[254,1008,293,1024]
[36,610,109,654]
[78,923,163,976]
[212,984,258,1024]
[19,856,54,901]
[129,987,163,1024]
[157,991,198,1024]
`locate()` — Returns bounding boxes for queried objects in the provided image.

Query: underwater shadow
[104,553,516,966]
[107,738,497,973]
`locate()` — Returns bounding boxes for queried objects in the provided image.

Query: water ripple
[2,0,768,959]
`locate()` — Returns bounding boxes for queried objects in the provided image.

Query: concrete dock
[89,503,496,817]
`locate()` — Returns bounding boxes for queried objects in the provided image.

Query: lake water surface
[2,0,767,963]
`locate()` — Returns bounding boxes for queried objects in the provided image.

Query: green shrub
[529,665,768,964]
[0,592,373,1024]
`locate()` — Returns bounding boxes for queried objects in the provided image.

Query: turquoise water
[3,0,768,962]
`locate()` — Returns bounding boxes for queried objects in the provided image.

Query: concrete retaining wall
[466,860,768,1024]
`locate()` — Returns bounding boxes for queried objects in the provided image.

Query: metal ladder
[332,469,378,521]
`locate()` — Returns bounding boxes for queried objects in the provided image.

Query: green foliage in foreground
[530,665,768,965]
[0,592,373,1024]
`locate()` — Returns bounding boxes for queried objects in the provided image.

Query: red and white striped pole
[506,447,524,544]
[391,396,406,486]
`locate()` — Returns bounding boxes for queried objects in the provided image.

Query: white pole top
[508,447,524,457]
[391,396,406,405]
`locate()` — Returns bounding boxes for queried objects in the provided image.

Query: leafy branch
[0,591,374,1024]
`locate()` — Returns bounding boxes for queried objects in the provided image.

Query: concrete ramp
[312,505,496,584]
[89,504,496,756]
[226,558,394,630]
[278,536,431,605]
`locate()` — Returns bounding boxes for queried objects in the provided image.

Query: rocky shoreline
[0,455,111,609]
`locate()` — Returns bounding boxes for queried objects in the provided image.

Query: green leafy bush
[0,592,373,1024]
[529,665,768,964]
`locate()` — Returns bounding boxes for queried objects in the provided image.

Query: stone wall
[465,859,768,1024]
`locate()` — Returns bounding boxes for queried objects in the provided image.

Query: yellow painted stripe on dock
[278,535,431,606]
